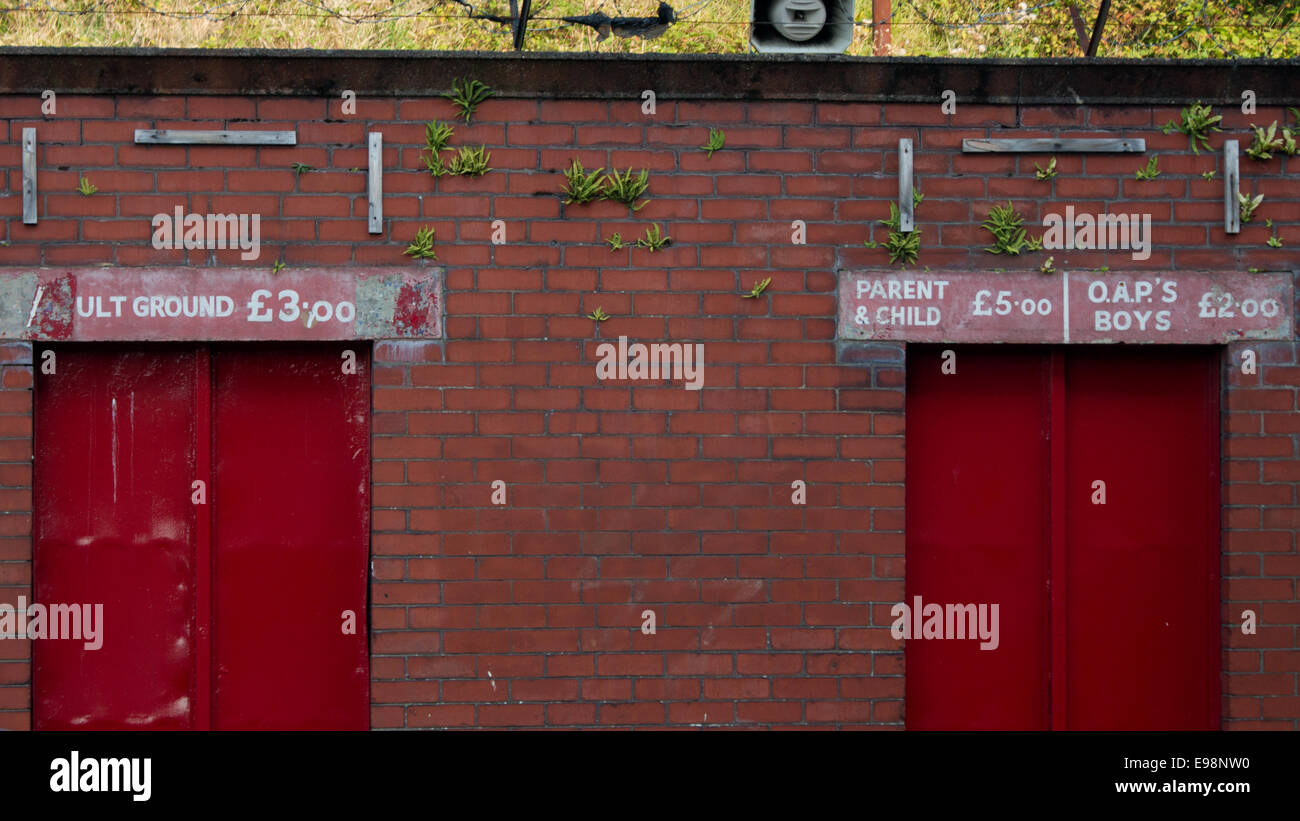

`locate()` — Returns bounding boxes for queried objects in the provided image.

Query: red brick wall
[0,341,31,727]
[1225,340,1300,728]
[0,85,1296,728]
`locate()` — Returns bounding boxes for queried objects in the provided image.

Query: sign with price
[4,267,443,341]
[838,270,1293,344]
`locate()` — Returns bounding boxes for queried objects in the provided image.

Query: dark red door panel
[1064,347,1219,729]
[905,345,1051,730]
[34,346,198,729]
[213,344,370,730]
[906,344,1219,730]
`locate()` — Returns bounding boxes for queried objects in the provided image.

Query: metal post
[513,0,532,51]
[872,0,891,56]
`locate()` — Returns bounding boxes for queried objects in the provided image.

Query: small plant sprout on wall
[404,226,437,260]
[636,224,671,252]
[77,176,97,196]
[1135,155,1161,180]
[606,232,627,251]
[1265,219,1282,247]
[422,121,454,176]
[562,159,605,205]
[983,202,1042,255]
[447,145,491,177]
[744,277,772,299]
[446,78,492,123]
[701,129,726,158]
[586,306,611,323]
[1033,156,1057,181]
[291,161,313,176]
[864,189,923,268]
[1161,101,1221,154]
[1244,121,1298,161]
[604,168,651,211]
[421,121,490,179]
[1238,193,1263,224]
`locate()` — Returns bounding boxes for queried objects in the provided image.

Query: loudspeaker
[750,0,855,54]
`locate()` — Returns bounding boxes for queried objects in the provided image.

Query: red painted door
[33,343,370,730]
[905,345,1219,730]
[34,346,200,729]
[905,346,1051,730]
[213,345,370,730]
[1064,347,1219,730]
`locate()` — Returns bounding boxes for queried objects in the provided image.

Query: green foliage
[561,159,605,205]
[1238,192,1263,224]
[1134,155,1161,180]
[404,225,437,260]
[701,128,726,158]
[883,222,920,266]
[425,120,453,153]
[586,306,610,322]
[605,232,626,251]
[422,121,454,176]
[1266,234,1283,248]
[424,154,448,177]
[635,223,671,252]
[447,145,491,177]
[270,260,286,274]
[1040,256,1056,275]
[291,161,313,176]
[422,121,490,178]
[603,168,651,211]
[1245,121,1299,161]
[743,276,772,298]
[77,176,97,196]
[1160,101,1221,154]
[1093,1,1297,59]
[1033,156,1057,181]
[1201,170,1217,180]
[868,189,925,267]
[445,78,492,123]
[982,202,1038,255]
[5,0,1299,58]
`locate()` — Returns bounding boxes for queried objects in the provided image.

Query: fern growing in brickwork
[603,168,651,211]
[404,226,437,260]
[562,159,605,205]
[445,78,492,123]
[865,189,924,267]
[1160,101,1221,154]
[982,202,1042,255]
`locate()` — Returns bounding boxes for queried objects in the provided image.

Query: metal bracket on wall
[962,138,1146,153]
[368,133,383,235]
[22,128,37,225]
[899,138,914,233]
[134,130,297,145]
[1223,140,1240,235]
